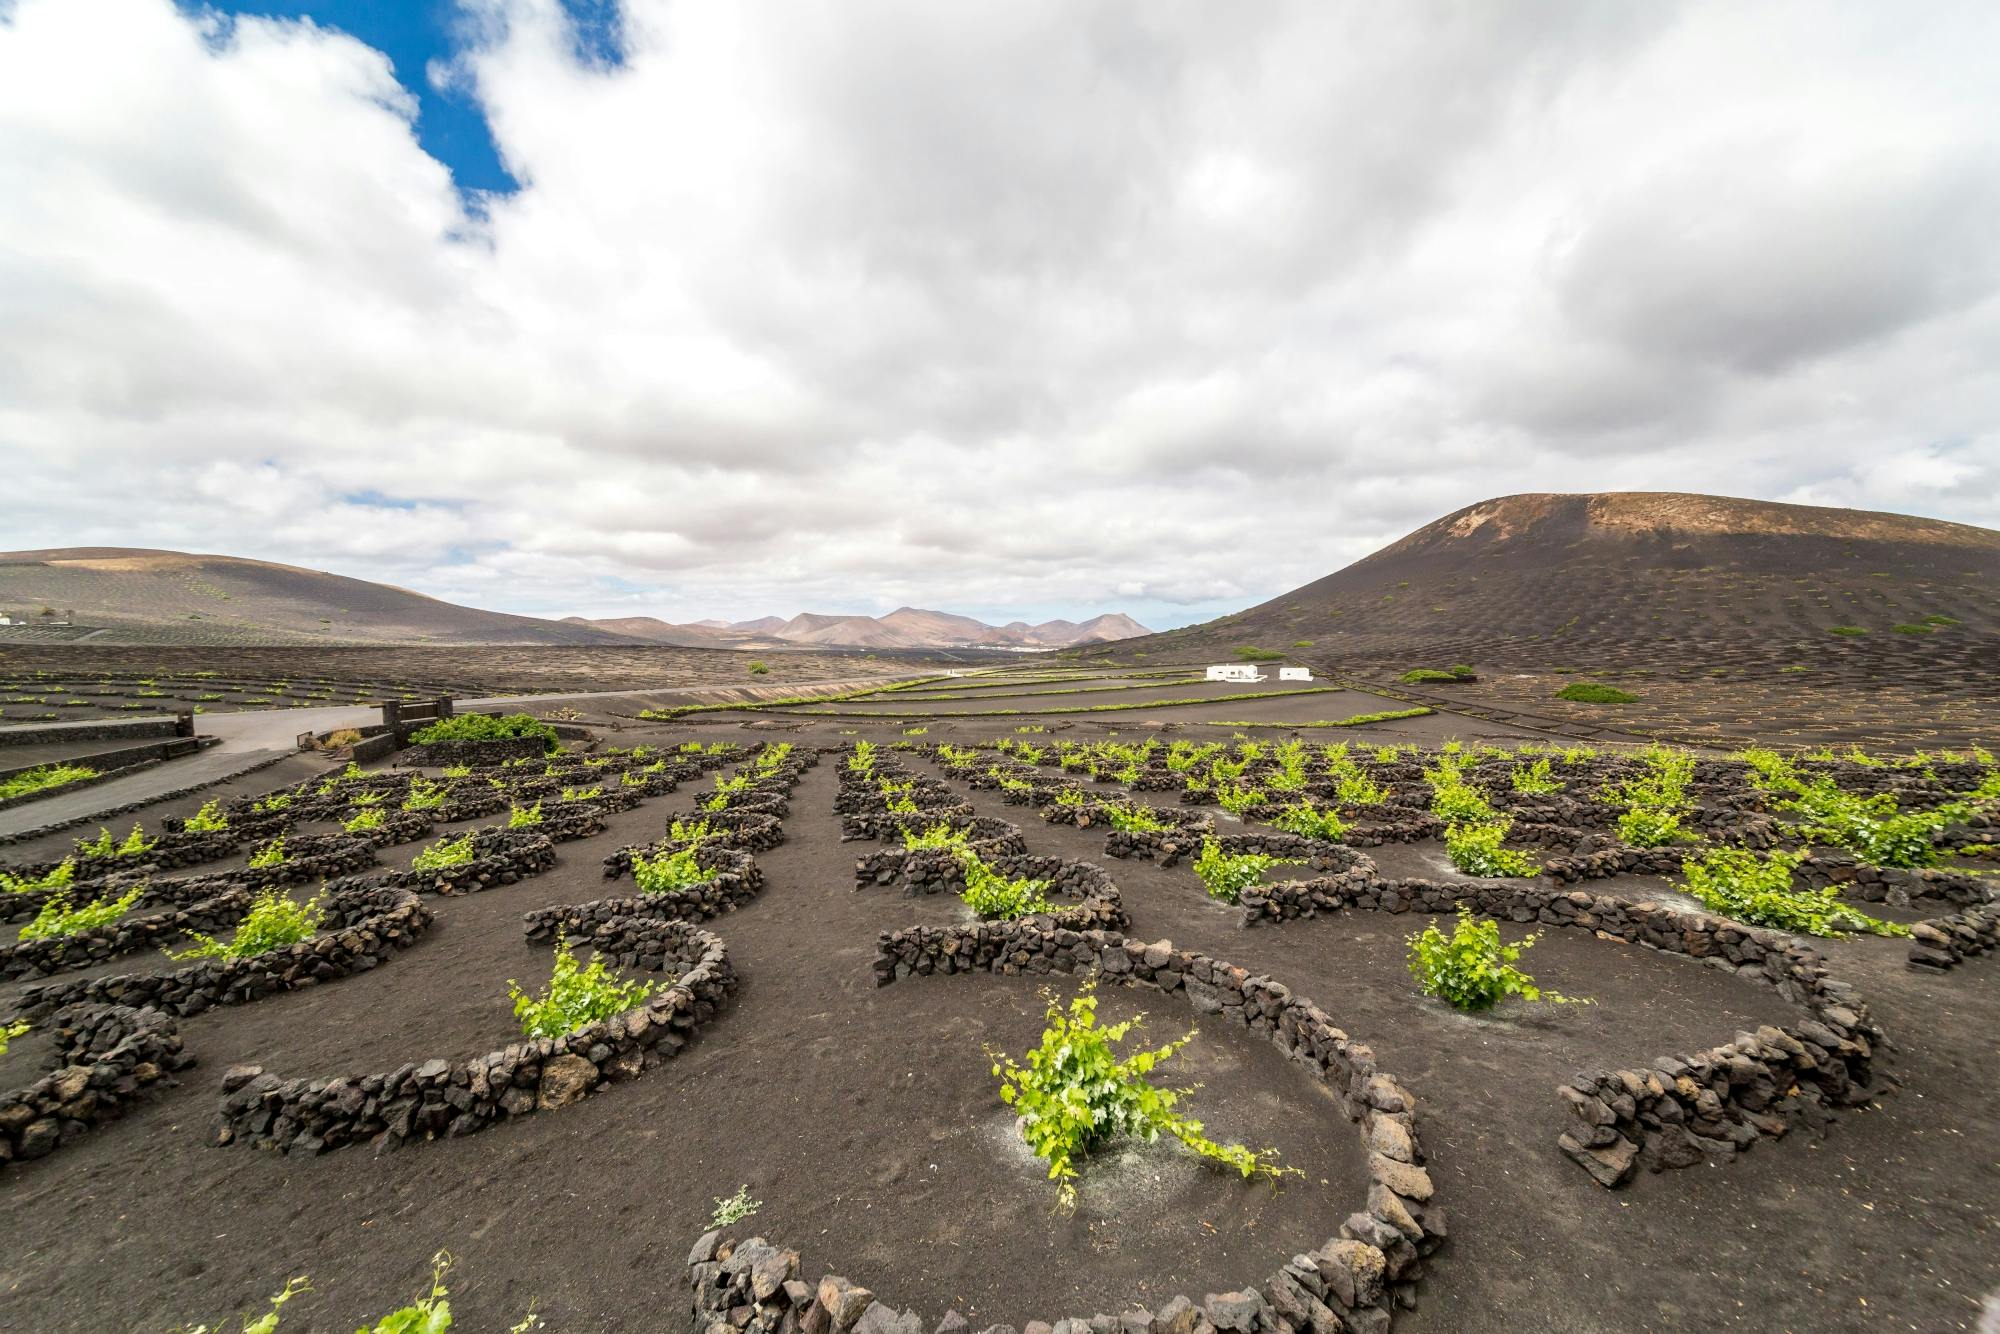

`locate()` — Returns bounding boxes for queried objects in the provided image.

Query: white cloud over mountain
[2,0,1996,626]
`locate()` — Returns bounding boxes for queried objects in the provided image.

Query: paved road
[0,675,919,836]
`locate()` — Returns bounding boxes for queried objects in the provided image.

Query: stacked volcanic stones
[0,1004,193,1164]
[1792,851,1989,909]
[1906,902,2000,971]
[1235,871,1884,1187]
[380,829,558,896]
[1541,845,1686,884]
[528,847,765,936]
[857,923,1438,1330]
[0,886,255,981]
[213,922,732,1155]
[8,884,432,1022]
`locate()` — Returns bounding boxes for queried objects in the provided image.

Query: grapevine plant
[1406,909,1585,1011]
[1680,847,1907,937]
[174,890,324,961]
[1192,838,1302,904]
[509,936,656,1039]
[18,885,145,941]
[989,983,1292,1213]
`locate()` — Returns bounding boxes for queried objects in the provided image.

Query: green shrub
[1271,801,1346,842]
[1509,758,1562,795]
[1406,909,1583,1010]
[1827,625,1869,636]
[509,801,543,827]
[667,817,718,844]
[183,800,230,833]
[174,889,324,960]
[0,1019,27,1058]
[1681,847,1906,937]
[1891,623,1932,635]
[1,858,76,896]
[1192,837,1301,903]
[988,982,1291,1213]
[903,823,971,850]
[848,741,877,774]
[510,937,656,1038]
[711,1186,761,1228]
[19,885,145,940]
[411,834,475,872]
[1400,665,1474,683]
[343,808,385,833]
[247,836,290,869]
[0,763,98,801]
[1234,646,1286,662]
[79,823,155,860]
[401,780,448,812]
[958,852,1052,919]
[1555,683,1637,704]
[409,712,559,753]
[1777,779,1960,869]
[1100,803,1172,833]
[1215,784,1266,816]
[632,844,716,894]
[1443,820,1537,877]
[747,660,771,675]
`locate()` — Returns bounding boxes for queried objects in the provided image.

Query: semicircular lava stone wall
[1,1003,194,1167]
[214,921,733,1155]
[842,919,1434,1334]
[6,883,433,1024]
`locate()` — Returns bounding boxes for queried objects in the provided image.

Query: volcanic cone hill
[0,548,634,646]
[1082,493,2000,748]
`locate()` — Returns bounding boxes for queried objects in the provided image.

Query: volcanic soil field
[0,652,1995,1334]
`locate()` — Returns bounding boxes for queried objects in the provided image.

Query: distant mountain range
[562,608,1151,651]
[0,547,1151,651]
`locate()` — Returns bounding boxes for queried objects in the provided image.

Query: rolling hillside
[1077,492,1999,747]
[0,548,635,646]
[563,607,1150,651]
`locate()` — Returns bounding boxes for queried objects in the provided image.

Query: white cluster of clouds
[2,0,1996,627]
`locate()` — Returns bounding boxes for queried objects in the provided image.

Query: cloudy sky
[2,0,1997,629]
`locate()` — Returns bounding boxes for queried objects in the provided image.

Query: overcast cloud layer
[2,0,1997,627]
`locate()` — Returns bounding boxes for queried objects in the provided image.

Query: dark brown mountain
[1084,492,1999,663]
[0,548,635,646]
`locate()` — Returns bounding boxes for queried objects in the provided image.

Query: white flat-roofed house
[1279,666,1314,681]
[1205,664,1266,683]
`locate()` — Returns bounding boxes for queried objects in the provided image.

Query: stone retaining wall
[213,920,732,1155]
[1233,872,1880,1187]
[529,847,765,936]
[0,887,253,981]
[859,920,1439,1333]
[1,1004,193,1167]
[6,883,433,1023]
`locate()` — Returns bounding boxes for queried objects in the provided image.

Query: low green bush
[247,836,290,869]
[510,936,656,1038]
[409,712,559,753]
[1271,801,1346,842]
[1681,847,1906,937]
[411,834,475,873]
[632,844,716,895]
[1192,837,1301,903]
[19,885,145,941]
[183,799,230,833]
[0,858,76,895]
[0,763,98,801]
[989,982,1291,1213]
[1826,625,1869,636]
[1406,908,1584,1010]
[509,801,543,827]
[958,851,1052,919]
[1443,820,1536,877]
[174,889,324,960]
[1555,683,1637,704]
